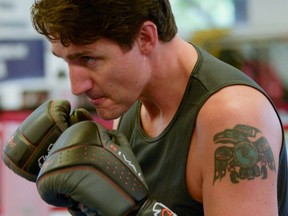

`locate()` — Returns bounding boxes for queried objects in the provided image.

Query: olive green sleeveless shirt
[118,45,288,216]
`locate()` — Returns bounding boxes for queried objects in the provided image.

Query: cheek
[110,72,142,95]
[105,69,144,104]
[107,60,141,88]
[105,49,148,98]
[121,66,146,92]
[121,55,148,88]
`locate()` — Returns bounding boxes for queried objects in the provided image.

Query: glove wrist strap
[136,197,177,216]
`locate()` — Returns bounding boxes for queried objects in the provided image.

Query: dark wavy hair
[31,0,177,50]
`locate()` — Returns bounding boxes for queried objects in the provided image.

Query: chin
[96,109,122,121]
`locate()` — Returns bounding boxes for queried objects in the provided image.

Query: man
[20,0,288,215]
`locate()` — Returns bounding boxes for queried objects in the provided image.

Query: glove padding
[36,121,149,216]
[2,99,93,182]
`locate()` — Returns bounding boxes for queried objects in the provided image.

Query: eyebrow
[52,51,91,60]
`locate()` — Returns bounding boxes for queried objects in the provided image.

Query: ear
[136,21,158,55]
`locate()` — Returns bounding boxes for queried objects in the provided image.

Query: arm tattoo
[213,124,276,184]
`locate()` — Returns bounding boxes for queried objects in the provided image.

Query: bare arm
[187,85,282,216]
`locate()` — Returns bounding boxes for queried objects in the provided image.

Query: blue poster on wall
[0,39,45,82]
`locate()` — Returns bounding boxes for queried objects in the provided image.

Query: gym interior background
[0,0,288,215]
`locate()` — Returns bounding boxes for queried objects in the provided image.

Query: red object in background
[0,110,32,122]
[242,60,285,108]
[93,115,113,129]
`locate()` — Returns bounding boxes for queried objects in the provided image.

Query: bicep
[193,86,282,216]
[203,124,279,216]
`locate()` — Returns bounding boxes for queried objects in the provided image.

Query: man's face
[51,39,150,120]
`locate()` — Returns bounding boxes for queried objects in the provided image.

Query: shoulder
[197,84,282,175]
[198,85,281,140]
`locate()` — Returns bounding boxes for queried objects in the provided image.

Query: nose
[68,64,93,95]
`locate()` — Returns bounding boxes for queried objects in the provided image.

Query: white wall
[248,0,288,30]
[232,0,288,37]
[0,0,39,39]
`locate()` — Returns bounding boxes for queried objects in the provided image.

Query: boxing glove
[36,121,176,216]
[2,99,93,182]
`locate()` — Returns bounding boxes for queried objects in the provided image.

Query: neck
[139,37,198,137]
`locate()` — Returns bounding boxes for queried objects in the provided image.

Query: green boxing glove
[2,99,93,182]
[36,121,177,216]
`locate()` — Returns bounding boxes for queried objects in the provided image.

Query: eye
[81,56,95,64]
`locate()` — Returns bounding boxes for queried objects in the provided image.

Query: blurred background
[0,0,288,215]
